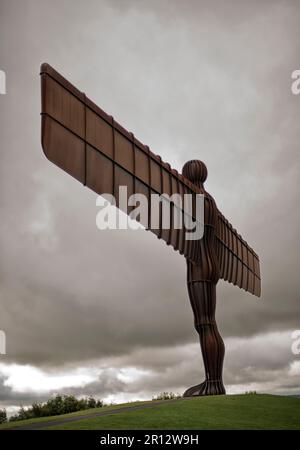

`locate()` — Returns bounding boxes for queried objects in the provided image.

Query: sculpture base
[183,380,226,397]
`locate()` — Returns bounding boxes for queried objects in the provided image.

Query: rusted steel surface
[40,64,199,261]
[182,160,225,396]
[40,63,261,298]
[40,64,262,396]
[216,214,261,296]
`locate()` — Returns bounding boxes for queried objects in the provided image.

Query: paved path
[5,398,188,430]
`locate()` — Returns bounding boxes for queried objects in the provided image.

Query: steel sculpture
[40,64,261,396]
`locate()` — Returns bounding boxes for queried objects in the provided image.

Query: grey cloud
[0,331,298,411]
[0,0,299,406]
[0,375,51,407]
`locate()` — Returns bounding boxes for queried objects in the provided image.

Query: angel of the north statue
[40,64,261,396]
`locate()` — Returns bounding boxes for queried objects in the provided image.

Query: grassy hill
[1,394,300,430]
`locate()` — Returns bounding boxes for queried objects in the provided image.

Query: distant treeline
[0,395,103,423]
[152,392,181,401]
[0,392,183,424]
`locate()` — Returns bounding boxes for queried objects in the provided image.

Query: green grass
[2,395,300,430]
[0,400,153,430]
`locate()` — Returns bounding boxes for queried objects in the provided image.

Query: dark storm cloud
[0,0,299,401]
[1,331,298,411]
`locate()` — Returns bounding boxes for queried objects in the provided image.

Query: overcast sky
[0,0,300,414]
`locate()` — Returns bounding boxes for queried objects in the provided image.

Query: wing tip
[40,62,51,75]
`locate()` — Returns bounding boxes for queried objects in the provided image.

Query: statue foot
[183,380,226,397]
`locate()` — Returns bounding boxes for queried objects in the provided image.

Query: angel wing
[216,213,261,296]
[40,63,261,297]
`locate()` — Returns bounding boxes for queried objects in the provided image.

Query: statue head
[182,160,207,186]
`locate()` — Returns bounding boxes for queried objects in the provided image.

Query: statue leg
[184,281,226,396]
